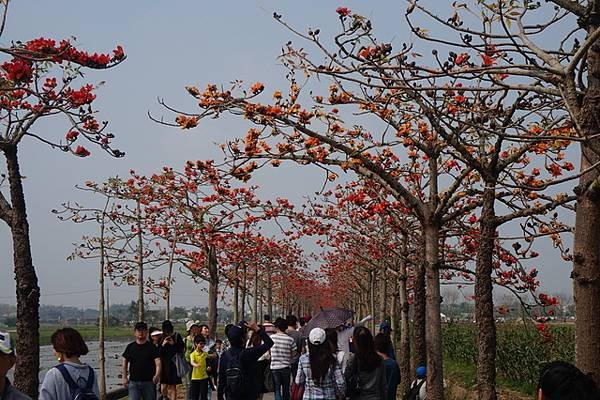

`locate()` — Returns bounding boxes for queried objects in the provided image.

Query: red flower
[250,82,264,95]
[336,7,351,17]
[2,58,33,82]
[65,131,79,141]
[562,162,575,171]
[66,84,96,106]
[25,37,57,53]
[454,94,466,104]
[480,54,496,66]
[74,145,91,157]
[455,53,470,65]
[113,45,125,60]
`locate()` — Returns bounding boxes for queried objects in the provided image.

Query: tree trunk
[165,237,177,321]
[424,223,444,399]
[267,267,273,317]
[475,185,498,400]
[259,282,264,322]
[233,264,239,323]
[207,246,218,337]
[3,145,40,398]
[412,252,427,372]
[98,214,107,400]
[241,264,247,320]
[253,263,258,322]
[399,264,412,397]
[369,270,376,332]
[379,269,387,323]
[573,134,600,383]
[136,200,144,322]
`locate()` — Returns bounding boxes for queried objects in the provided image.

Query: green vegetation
[443,323,575,396]
[31,324,188,346]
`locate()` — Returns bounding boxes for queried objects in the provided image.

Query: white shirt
[337,315,372,354]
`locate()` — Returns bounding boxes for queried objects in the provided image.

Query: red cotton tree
[0,2,125,395]
[126,161,296,336]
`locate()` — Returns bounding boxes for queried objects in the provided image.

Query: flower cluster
[65,84,96,106]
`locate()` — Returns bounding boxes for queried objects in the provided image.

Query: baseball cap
[226,325,244,346]
[0,331,14,355]
[416,365,426,378]
[150,330,163,337]
[186,320,200,332]
[309,328,326,345]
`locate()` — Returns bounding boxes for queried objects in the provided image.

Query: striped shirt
[270,332,296,370]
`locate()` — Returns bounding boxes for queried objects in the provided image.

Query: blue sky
[0,1,574,308]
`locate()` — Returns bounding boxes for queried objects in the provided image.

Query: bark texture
[412,252,427,372]
[573,112,600,384]
[399,250,412,397]
[4,146,40,398]
[207,246,219,337]
[424,223,444,399]
[474,185,498,400]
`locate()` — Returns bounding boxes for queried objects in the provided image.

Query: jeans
[128,381,156,400]
[272,367,291,400]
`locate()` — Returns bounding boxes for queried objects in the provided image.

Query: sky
[0,1,575,309]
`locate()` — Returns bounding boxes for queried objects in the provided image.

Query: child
[189,335,216,400]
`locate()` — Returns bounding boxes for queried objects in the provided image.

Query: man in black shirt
[123,322,161,400]
[217,322,273,400]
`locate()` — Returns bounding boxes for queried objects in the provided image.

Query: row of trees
[155,2,600,399]
[3,1,600,399]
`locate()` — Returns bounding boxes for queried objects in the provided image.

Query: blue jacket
[217,329,273,400]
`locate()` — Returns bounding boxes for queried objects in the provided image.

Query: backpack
[225,350,246,397]
[404,379,425,400]
[55,364,98,400]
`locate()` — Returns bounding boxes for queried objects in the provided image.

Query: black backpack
[225,350,245,397]
[404,379,425,400]
[55,364,98,400]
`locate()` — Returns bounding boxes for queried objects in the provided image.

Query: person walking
[374,333,399,400]
[271,317,296,400]
[325,328,348,374]
[122,322,161,400]
[217,321,274,400]
[286,315,304,379]
[344,327,386,400]
[337,315,372,355]
[159,320,184,400]
[0,331,30,399]
[40,327,99,400]
[199,324,216,398]
[247,327,271,398]
[295,328,346,400]
[377,322,395,360]
[185,321,201,400]
[263,315,277,335]
[190,335,217,400]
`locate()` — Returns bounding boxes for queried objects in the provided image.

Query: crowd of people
[1,317,600,399]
